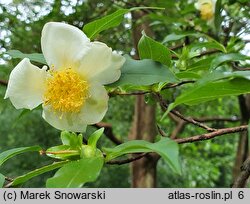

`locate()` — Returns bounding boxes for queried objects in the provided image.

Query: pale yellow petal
[5,58,47,110]
[41,22,91,70]
[78,42,125,85]
[79,82,109,124]
[42,82,108,131]
[42,107,87,132]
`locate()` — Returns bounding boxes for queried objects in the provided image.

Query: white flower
[5,22,125,132]
[195,0,216,21]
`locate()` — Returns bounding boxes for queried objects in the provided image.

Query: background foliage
[0,0,250,187]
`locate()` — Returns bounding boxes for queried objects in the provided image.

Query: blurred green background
[0,0,249,187]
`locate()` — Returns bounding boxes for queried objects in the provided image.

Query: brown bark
[175,125,247,144]
[129,10,158,188]
[233,95,250,181]
[232,156,250,187]
[129,95,158,187]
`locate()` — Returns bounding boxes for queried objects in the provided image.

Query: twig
[0,79,7,86]
[156,125,167,137]
[3,177,14,188]
[196,49,219,58]
[162,80,195,90]
[172,49,219,59]
[232,62,250,71]
[232,157,250,188]
[194,116,240,123]
[234,67,250,71]
[170,120,186,139]
[223,21,234,46]
[109,91,149,97]
[107,153,147,165]
[106,125,247,165]
[109,80,195,97]
[169,115,239,139]
[171,110,217,132]
[5,177,13,182]
[175,125,248,144]
[170,43,184,50]
[155,93,216,132]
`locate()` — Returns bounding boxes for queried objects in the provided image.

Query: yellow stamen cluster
[200,2,214,20]
[44,68,89,113]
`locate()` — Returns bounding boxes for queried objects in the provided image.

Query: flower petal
[41,22,91,70]
[79,82,109,124]
[42,108,87,132]
[42,83,108,132]
[78,42,125,85]
[195,0,216,10]
[194,2,200,9]
[4,58,47,110]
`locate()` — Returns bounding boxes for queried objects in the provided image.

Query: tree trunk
[130,95,158,187]
[233,95,250,183]
[129,10,158,188]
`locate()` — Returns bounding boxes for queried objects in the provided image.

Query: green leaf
[83,9,129,39]
[138,32,171,66]
[0,146,42,167]
[60,131,82,149]
[210,53,250,70]
[197,71,250,85]
[46,157,104,188]
[10,161,69,187]
[165,78,250,114]
[0,173,5,187]
[176,72,201,80]
[6,50,46,64]
[88,128,104,149]
[187,56,214,71]
[83,7,164,40]
[46,145,80,160]
[214,0,223,33]
[189,41,226,53]
[162,32,202,43]
[109,56,178,87]
[103,137,181,174]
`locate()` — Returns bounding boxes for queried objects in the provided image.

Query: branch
[194,116,240,123]
[195,49,219,58]
[223,20,234,46]
[3,177,14,188]
[170,43,184,50]
[157,125,168,137]
[155,93,216,132]
[232,62,250,71]
[94,122,123,145]
[175,125,247,144]
[162,80,195,90]
[170,120,186,139]
[232,157,250,188]
[109,80,195,97]
[171,110,217,132]
[109,91,149,97]
[172,49,219,59]
[0,79,7,86]
[107,153,147,165]
[5,177,13,182]
[106,125,247,165]
[169,115,240,139]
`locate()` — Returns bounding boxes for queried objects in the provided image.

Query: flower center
[44,68,89,113]
[200,2,213,20]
